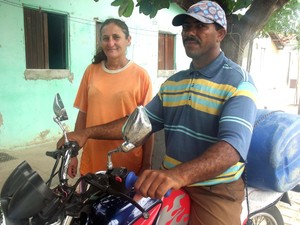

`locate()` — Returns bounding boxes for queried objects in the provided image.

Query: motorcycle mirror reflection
[120,106,152,152]
[107,106,152,170]
[53,93,69,144]
[53,93,68,121]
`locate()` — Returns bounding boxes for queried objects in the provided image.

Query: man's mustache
[183,36,200,44]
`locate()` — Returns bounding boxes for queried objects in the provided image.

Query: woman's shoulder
[87,62,102,70]
[129,61,149,75]
[84,63,103,74]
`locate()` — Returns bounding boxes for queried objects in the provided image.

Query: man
[59,1,257,224]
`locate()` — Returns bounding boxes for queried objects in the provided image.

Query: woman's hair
[92,18,130,64]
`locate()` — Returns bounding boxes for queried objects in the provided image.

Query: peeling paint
[68,73,74,83]
[26,130,52,146]
[39,130,50,140]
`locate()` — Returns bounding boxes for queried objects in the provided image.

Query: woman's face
[100,23,131,61]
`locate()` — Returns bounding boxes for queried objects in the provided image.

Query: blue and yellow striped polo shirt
[145,52,257,186]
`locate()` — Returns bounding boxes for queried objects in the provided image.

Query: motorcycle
[0,93,299,225]
[0,94,190,225]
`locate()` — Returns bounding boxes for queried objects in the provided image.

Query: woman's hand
[68,157,78,178]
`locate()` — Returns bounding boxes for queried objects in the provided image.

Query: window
[96,21,102,52]
[158,33,175,71]
[23,7,68,70]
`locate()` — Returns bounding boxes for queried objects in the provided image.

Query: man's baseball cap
[172,1,227,30]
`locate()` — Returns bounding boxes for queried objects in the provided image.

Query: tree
[263,0,300,49]
[96,0,298,64]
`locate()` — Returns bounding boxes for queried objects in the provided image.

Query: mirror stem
[63,131,69,143]
[54,117,69,143]
[107,148,120,170]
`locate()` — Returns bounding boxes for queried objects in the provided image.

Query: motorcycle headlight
[1,161,56,219]
[1,161,33,198]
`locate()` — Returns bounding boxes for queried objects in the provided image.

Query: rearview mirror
[53,93,68,121]
[120,106,152,152]
[107,106,152,170]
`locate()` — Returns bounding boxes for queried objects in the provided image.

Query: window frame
[23,6,71,80]
[158,32,176,78]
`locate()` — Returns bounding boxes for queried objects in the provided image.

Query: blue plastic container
[247,109,300,192]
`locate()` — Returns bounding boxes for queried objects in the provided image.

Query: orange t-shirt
[74,61,152,175]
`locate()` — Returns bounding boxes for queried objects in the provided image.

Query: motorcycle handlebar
[46,150,62,159]
[125,171,171,197]
[45,141,80,159]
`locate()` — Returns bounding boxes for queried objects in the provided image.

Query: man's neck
[192,51,221,70]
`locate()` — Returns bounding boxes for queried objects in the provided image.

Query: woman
[68,18,153,185]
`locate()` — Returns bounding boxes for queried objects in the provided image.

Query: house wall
[0,0,187,150]
[247,37,300,110]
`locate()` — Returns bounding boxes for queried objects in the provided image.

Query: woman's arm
[75,111,87,131]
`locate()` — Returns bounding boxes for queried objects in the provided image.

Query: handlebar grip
[46,150,61,159]
[125,171,171,197]
[125,171,138,190]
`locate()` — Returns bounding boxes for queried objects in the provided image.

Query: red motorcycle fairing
[87,189,190,225]
[156,189,190,225]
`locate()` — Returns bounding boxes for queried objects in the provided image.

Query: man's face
[181,17,225,61]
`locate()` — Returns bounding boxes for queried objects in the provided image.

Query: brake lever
[46,149,64,159]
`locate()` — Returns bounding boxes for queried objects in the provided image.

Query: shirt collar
[189,52,225,78]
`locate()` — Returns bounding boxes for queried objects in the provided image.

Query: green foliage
[106,0,299,47]
[111,0,135,17]
[263,0,300,34]
[224,0,252,14]
[110,0,170,18]
[109,0,252,18]
[262,0,300,48]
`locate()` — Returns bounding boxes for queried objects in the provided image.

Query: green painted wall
[0,0,185,150]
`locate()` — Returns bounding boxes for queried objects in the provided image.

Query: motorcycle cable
[106,188,150,219]
[62,174,110,206]
[46,151,62,187]
[82,173,150,219]
[45,146,70,187]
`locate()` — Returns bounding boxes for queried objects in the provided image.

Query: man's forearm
[62,116,128,149]
[85,116,128,140]
[170,141,241,187]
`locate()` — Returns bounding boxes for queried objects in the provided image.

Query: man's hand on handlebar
[134,169,184,199]
[56,130,88,150]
